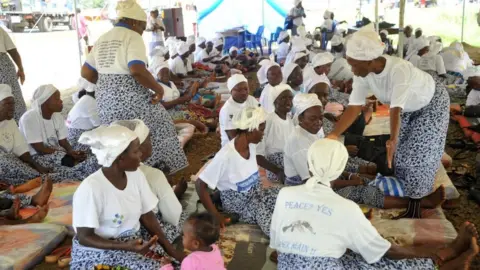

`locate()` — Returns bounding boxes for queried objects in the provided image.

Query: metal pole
[398,0,406,58]
[72,0,82,68]
[461,0,466,42]
[375,0,379,33]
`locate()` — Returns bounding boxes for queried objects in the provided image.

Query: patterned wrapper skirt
[0,53,26,122]
[67,127,91,152]
[265,152,284,181]
[395,72,449,199]
[96,74,188,174]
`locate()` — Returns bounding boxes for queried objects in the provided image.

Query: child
[161,212,225,270]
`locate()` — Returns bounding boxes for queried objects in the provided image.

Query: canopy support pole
[375,0,379,33]
[461,0,466,42]
[73,0,82,68]
[397,0,406,58]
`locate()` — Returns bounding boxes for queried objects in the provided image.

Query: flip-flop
[57,256,71,268]
[45,246,71,263]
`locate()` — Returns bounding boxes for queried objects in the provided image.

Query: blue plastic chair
[268,27,283,54]
[321,21,337,50]
[244,25,265,55]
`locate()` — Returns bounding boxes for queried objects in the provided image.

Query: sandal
[45,246,71,263]
[57,256,71,268]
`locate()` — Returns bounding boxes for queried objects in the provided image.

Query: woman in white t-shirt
[256,84,294,183]
[219,74,260,147]
[259,61,283,113]
[0,26,26,122]
[170,42,190,78]
[409,38,446,76]
[288,0,306,36]
[71,125,185,269]
[328,24,450,219]
[194,37,207,64]
[197,106,281,236]
[271,138,478,270]
[200,41,220,70]
[282,63,304,97]
[284,37,307,66]
[19,85,98,180]
[81,0,187,175]
[276,31,290,64]
[66,84,100,152]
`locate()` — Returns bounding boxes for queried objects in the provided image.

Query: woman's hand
[125,236,158,254]
[386,138,398,169]
[17,69,25,85]
[152,93,163,104]
[69,150,87,162]
[450,104,462,115]
[35,164,52,174]
[346,145,359,157]
[349,174,364,186]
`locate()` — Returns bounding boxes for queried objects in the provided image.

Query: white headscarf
[305,74,330,93]
[186,35,195,46]
[426,41,442,57]
[77,77,96,93]
[277,31,289,42]
[214,38,224,47]
[229,46,239,54]
[330,35,344,47]
[282,62,299,83]
[380,29,388,36]
[463,66,480,80]
[291,37,307,53]
[270,84,293,104]
[79,125,138,167]
[346,23,385,61]
[112,119,150,144]
[306,138,349,188]
[227,74,248,92]
[177,42,189,56]
[150,57,169,75]
[116,0,147,22]
[196,37,206,46]
[293,93,322,123]
[257,60,280,85]
[415,27,422,33]
[293,52,307,63]
[232,106,266,131]
[297,26,307,39]
[442,48,467,73]
[312,52,334,68]
[406,36,430,60]
[31,84,62,148]
[294,0,302,6]
[0,84,12,102]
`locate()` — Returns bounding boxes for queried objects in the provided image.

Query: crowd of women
[1,0,480,267]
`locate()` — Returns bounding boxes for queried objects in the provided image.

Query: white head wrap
[305,74,329,93]
[306,138,349,188]
[293,52,307,63]
[312,52,334,68]
[303,38,313,46]
[282,62,299,83]
[259,59,271,67]
[32,84,57,110]
[257,60,280,85]
[177,42,189,56]
[291,38,307,53]
[229,46,239,54]
[150,57,169,75]
[214,38,224,47]
[77,77,96,93]
[0,84,12,102]
[196,37,206,46]
[426,41,442,57]
[79,125,138,167]
[116,0,147,22]
[330,35,344,47]
[380,29,388,36]
[463,66,480,80]
[294,0,302,6]
[415,27,422,33]
[215,33,224,40]
[442,48,467,73]
[165,37,177,49]
[406,36,430,60]
[186,35,195,46]
[323,10,331,20]
[277,31,289,42]
[112,119,150,144]
[293,93,322,123]
[346,23,385,61]
[297,26,307,38]
[270,84,293,104]
[232,106,266,131]
[227,74,248,92]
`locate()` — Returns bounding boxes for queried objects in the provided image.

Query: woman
[219,74,259,147]
[194,37,206,64]
[196,106,280,235]
[294,52,309,70]
[288,0,306,36]
[285,38,307,66]
[112,119,188,245]
[409,39,446,77]
[276,31,290,64]
[328,24,450,218]
[259,61,283,113]
[303,53,333,92]
[71,125,185,269]
[0,26,26,122]
[81,0,188,174]
[18,85,97,181]
[66,83,100,152]
[256,84,294,183]
[271,138,479,270]
[282,62,304,97]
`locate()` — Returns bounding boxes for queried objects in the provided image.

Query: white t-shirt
[219,96,259,147]
[289,7,304,26]
[194,47,204,63]
[158,81,181,102]
[270,184,391,263]
[171,56,188,76]
[85,24,148,75]
[349,55,435,113]
[0,119,29,157]
[409,54,446,75]
[466,89,480,107]
[321,18,334,31]
[256,113,294,156]
[0,27,15,53]
[19,110,68,155]
[284,126,322,180]
[147,16,165,43]
[277,43,290,61]
[199,139,260,192]
[66,95,100,130]
[259,84,276,114]
[139,164,182,226]
[73,169,158,239]
[328,58,354,81]
[200,49,217,65]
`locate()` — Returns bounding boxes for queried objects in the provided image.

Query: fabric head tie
[306,138,349,189]
[0,84,12,102]
[196,37,206,46]
[281,62,299,83]
[346,23,385,61]
[177,42,189,55]
[463,66,480,80]
[292,93,322,123]
[312,52,334,68]
[116,0,147,22]
[271,84,293,103]
[305,74,329,93]
[151,57,169,75]
[31,84,57,110]
[214,38,223,47]
[227,74,248,92]
[229,46,239,54]
[232,106,266,131]
[112,119,150,144]
[380,30,388,36]
[79,125,138,167]
[330,35,344,46]
[293,52,307,63]
[77,77,96,93]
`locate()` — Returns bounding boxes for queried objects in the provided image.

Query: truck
[0,0,74,32]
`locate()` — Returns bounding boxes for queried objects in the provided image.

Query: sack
[368,174,405,197]
[284,17,293,30]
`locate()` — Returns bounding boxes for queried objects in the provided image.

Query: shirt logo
[236,171,259,192]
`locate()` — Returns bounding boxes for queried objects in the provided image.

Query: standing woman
[327,24,450,219]
[0,26,26,122]
[81,0,188,174]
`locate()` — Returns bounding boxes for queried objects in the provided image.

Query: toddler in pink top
[161,212,225,270]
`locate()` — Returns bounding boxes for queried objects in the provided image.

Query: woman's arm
[77,227,147,252]
[129,64,164,98]
[7,48,25,84]
[195,179,225,228]
[327,105,363,138]
[18,152,51,173]
[30,143,57,155]
[385,244,436,260]
[140,211,186,261]
[256,156,283,180]
[81,64,98,84]
[386,107,402,168]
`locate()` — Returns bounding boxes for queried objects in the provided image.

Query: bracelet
[348,173,353,180]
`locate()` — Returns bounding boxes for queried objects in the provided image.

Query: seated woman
[0,177,51,225]
[303,52,334,88]
[284,38,307,66]
[294,52,309,71]
[170,43,191,78]
[276,31,290,64]
[441,42,472,86]
[271,138,478,270]
[72,77,96,104]
[259,61,283,113]
[283,94,445,210]
[113,119,188,244]
[71,125,185,269]
[282,62,304,95]
[380,30,394,55]
[19,85,97,180]
[409,37,446,77]
[196,107,280,235]
[200,41,220,70]
[256,84,294,183]
[67,83,100,152]
[193,37,206,64]
[451,66,480,118]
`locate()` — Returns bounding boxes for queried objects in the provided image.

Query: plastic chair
[268,27,283,54]
[321,21,337,50]
[244,25,265,55]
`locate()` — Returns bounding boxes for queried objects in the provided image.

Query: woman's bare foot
[420,185,446,209]
[26,205,49,223]
[437,222,479,263]
[6,197,21,220]
[269,250,278,264]
[440,237,479,270]
[31,177,53,207]
[12,177,42,193]
[174,178,188,199]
